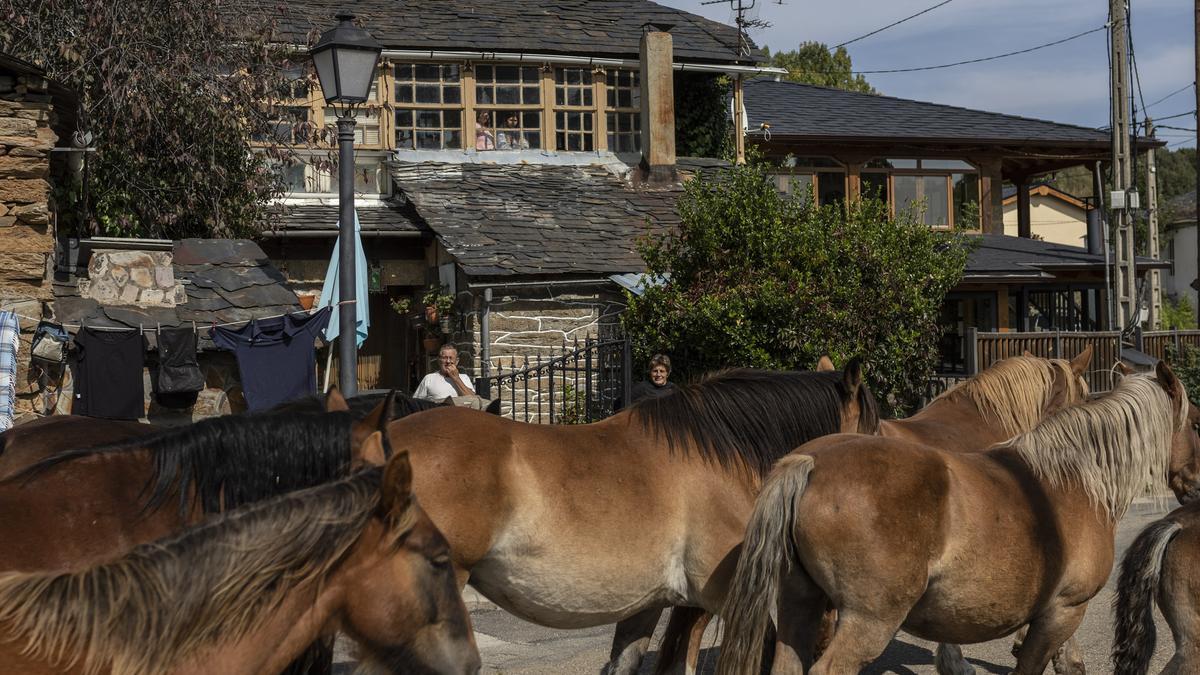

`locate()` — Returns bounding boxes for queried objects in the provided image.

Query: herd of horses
[0,347,1197,674]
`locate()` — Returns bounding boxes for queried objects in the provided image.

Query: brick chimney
[638,23,676,183]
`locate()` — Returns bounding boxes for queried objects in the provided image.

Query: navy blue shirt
[212,307,331,411]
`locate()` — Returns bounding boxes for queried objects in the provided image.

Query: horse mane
[629,368,879,477]
[934,356,1078,437]
[1003,373,1187,520]
[0,468,401,675]
[11,409,357,516]
[273,391,442,417]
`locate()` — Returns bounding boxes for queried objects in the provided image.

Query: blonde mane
[1004,373,1187,520]
[935,356,1079,437]
[0,467,399,675]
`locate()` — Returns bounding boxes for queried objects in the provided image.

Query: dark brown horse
[1111,405,1200,675]
[718,362,1198,675]
[0,436,480,675]
[654,350,1094,674]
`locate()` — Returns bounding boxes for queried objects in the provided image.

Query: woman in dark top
[629,353,677,404]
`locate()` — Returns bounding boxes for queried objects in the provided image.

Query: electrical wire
[832,0,955,49]
[850,26,1106,74]
[1153,110,1198,122]
[1157,124,1198,133]
[1144,82,1195,111]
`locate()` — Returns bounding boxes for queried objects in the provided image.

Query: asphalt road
[336,497,1177,674]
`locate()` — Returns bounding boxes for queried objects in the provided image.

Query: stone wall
[78,250,186,307]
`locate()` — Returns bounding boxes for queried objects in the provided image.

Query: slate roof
[389,162,681,276]
[274,202,427,234]
[54,239,302,350]
[265,0,759,64]
[742,79,1135,147]
[964,234,1167,282]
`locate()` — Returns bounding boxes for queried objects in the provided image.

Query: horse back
[0,416,153,480]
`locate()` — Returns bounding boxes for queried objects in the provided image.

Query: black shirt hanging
[72,327,146,420]
[156,327,204,394]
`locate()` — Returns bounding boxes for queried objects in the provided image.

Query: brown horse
[0,435,480,675]
[0,414,154,479]
[654,350,1094,675]
[717,362,1197,675]
[1111,406,1200,675]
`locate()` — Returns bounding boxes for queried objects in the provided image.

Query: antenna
[699,0,777,58]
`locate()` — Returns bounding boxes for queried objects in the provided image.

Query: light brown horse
[1111,407,1200,675]
[654,350,1094,675]
[386,365,879,675]
[717,362,1198,675]
[0,435,480,675]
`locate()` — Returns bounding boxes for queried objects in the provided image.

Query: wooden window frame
[391,63,466,151]
[605,68,641,154]
[864,159,982,231]
[554,66,598,152]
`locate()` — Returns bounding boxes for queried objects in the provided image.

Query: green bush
[1162,296,1198,330]
[622,161,972,414]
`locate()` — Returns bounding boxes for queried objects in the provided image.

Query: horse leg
[934,644,976,675]
[1050,635,1085,675]
[653,607,707,675]
[684,610,713,674]
[773,598,830,673]
[603,607,663,675]
[1011,605,1087,675]
[806,609,905,675]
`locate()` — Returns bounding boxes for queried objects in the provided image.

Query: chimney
[639,23,676,183]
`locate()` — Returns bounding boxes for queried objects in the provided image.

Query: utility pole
[1147,118,1162,329]
[1110,0,1137,332]
[1195,0,1200,324]
[703,0,766,164]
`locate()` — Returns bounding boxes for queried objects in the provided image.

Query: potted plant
[422,331,442,355]
[436,293,455,334]
[389,296,411,316]
[422,285,445,324]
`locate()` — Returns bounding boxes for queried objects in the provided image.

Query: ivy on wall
[674,72,731,159]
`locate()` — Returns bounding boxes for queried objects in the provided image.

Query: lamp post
[310,12,382,396]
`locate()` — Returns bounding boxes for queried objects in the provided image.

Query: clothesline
[3,300,356,335]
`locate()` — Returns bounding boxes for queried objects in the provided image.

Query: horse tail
[1112,518,1182,675]
[716,453,815,675]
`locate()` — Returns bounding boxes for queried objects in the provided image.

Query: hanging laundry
[0,311,20,432]
[212,307,331,412]
[156,327,204,395]
[72,327,146,420]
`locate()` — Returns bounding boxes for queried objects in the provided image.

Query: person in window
[497,114,528,150]
[627,354,676,406]
[475,111,495,151]
[414,344,475,402]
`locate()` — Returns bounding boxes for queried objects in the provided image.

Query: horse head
[344,435,480,674]
[1156,361,1200,505]
[836,357,879,435]
[1043,345,1092,415]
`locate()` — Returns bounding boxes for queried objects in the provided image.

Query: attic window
[605,69,640,153]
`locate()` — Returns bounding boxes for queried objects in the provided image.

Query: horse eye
[431,554,452,568]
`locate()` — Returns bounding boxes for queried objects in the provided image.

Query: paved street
[337,498,1177,674]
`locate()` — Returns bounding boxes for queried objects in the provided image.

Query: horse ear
[1157,360,1183,399]
[381,446,414,514]
[325,386,349,412]
[1116,361,1135,376]
[1070,345,1094,376]
[816,356,835,372]
[353,431,388,468]
[351,390,396,453]
[1022,350,1035,358]
[842,357,864,394]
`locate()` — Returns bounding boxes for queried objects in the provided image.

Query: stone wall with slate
[77,250,187,307]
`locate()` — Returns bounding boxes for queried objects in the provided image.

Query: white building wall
[1164,223,1199,308]
[1002,196,1088,247]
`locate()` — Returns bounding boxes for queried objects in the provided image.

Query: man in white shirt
[414,344,476,401]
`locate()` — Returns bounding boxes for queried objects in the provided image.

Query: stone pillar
[639,25,676,182]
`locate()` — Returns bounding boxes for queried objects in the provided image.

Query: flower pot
[439,316,453,334]
[424,305,438,324]
[298,294,316,310]
[423,335,442,355]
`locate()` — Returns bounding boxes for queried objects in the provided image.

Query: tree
[0,0,306,239]
[763,42,876,94]
[623,162,972,413]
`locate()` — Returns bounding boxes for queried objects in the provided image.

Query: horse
[0,434,481,675]
[388,364,879,674]
[1111,405,1200,675]
[717,361,1198,675]
[653,349,1094,675]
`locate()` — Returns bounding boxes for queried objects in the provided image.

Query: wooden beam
[1016,178,1032,238]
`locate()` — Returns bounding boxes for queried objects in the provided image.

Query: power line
[1153,109,1198,122]
[1144,82,1195,111]
[851,26,1105,74]
[832,0,955,49]
[1158,124,1198,133]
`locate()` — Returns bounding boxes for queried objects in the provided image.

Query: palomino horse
[653,350,1094,674]
[0,435,481,675]
[389,365,878,675]
[1111,404,1200,675]
[717,362,1198,675]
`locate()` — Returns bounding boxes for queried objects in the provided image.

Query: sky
[657,0,1196,149]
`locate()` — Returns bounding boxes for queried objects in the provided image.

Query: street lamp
[311,12,382,396]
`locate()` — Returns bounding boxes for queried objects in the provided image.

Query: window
[314,158,386,194]
[772,157,845,206]
[474,65,542,151]
[869,158,980,229]
[324,108,381,146]
[269,160,307,193]
[394,64,463,151]
[555,68,594,151]
[255,106,309,144]
[606,69,640,153]
[276,63,310,100]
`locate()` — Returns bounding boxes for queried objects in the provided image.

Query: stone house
[0,52,74,423]
[255,0,776,397]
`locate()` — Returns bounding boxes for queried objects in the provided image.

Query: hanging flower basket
[423,335,442,355]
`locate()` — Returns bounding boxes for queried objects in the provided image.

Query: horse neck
[883,396,1021,451]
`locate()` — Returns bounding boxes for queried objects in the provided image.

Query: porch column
[976,157,1004,235]
[1016,177,1032,239]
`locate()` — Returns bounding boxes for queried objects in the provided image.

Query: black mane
[629,368,879,477]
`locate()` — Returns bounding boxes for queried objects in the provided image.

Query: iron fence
[476,337,632,424]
